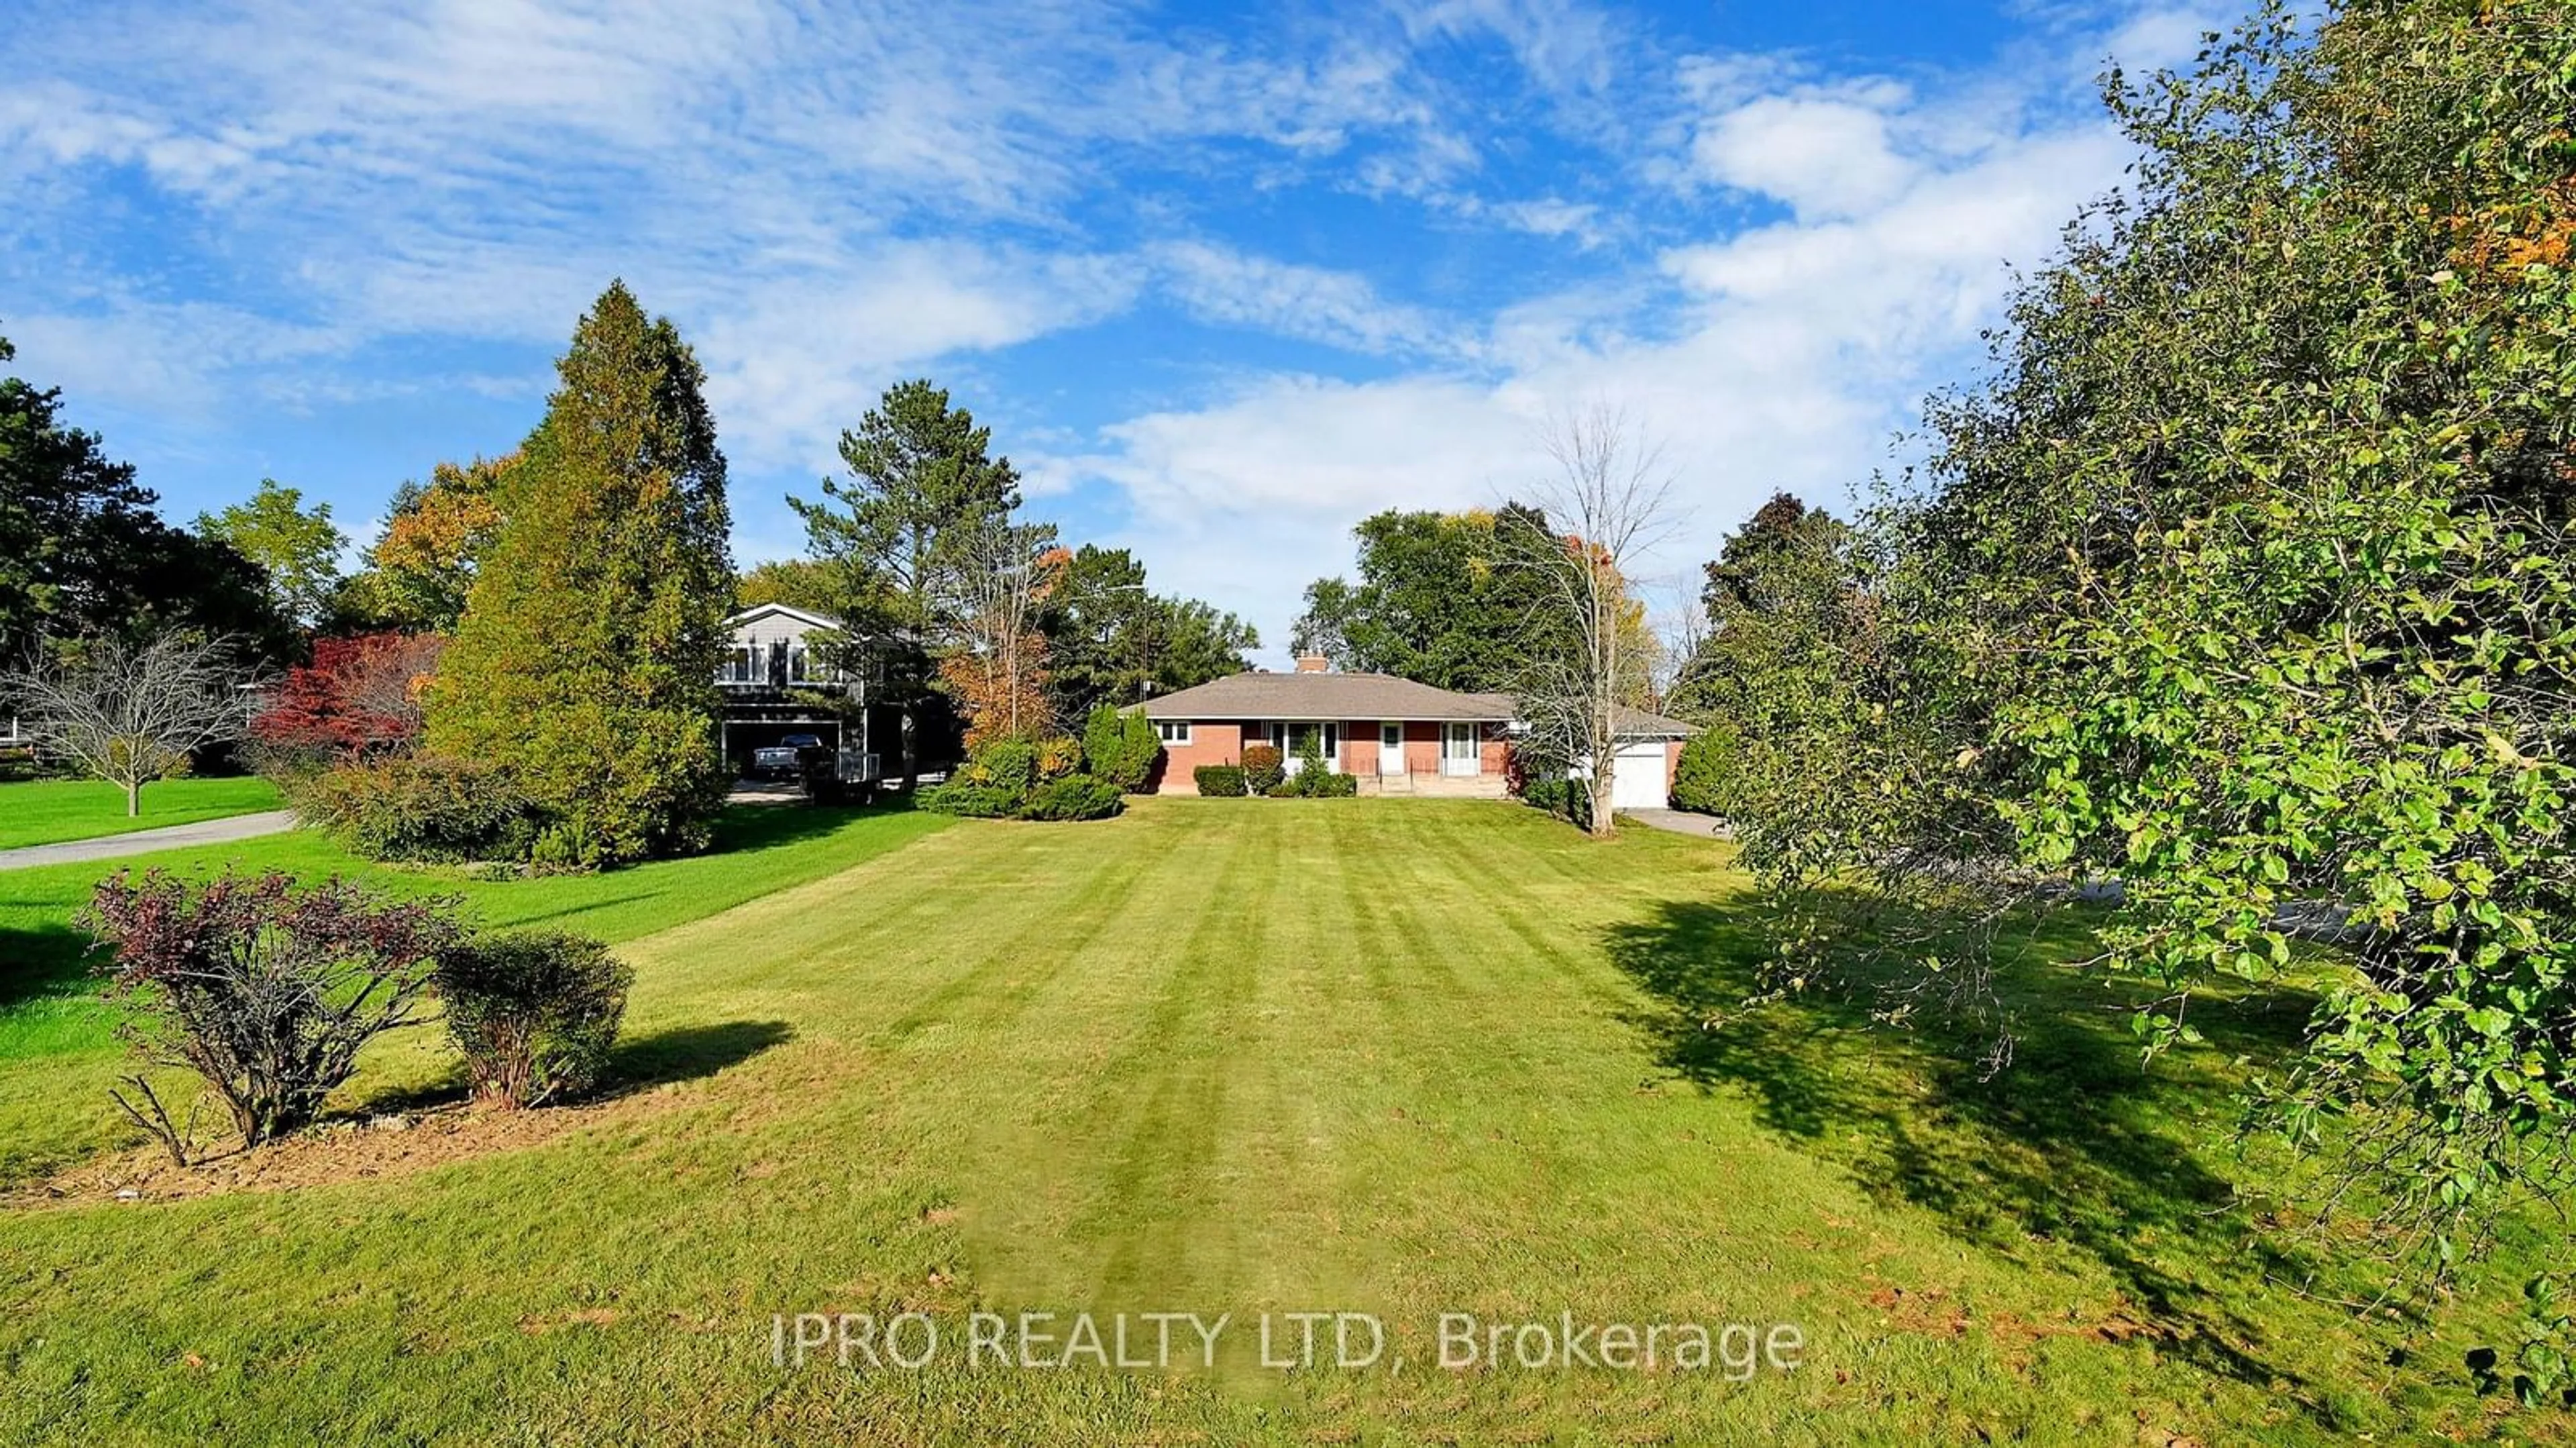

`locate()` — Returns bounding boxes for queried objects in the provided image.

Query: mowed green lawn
[0,776,282,851]
[0,800,2563,1445]
[0,803,951,1183]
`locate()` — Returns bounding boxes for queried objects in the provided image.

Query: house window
[788,644,810,684]
[1283,721,1338,769]
[1156,721,1192,746]
[721,645,755,684]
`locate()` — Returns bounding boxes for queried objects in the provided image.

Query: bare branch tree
[1,633,264,816]
[1650,576,1715,709]
[1500,404,1684,839]
[936,521,1062,745]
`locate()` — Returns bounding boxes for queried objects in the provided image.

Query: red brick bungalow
[1140,656,1697,805]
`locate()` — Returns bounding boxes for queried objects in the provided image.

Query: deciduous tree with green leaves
[1293,507,1558,694]
[1660,493,1866,834]
[195,479,347,628]
[735,557,843,614]
[424,282,735,867]
[1712,0,2576,1363]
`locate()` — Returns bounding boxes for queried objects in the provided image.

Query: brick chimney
[1294,653,1332,674]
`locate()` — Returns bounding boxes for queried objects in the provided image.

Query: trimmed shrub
[302,753,538,863]
[1035,735,1083,783]
[1271,766,1361,798]
[918,779,1022,817]
[1670,729,1727,815]
[1240,743,1285,795]
[434,930,633,1108]
[1265,733,1359,797]
[1019,773,1124,821]
[1083,705,1163,792]
[962,739,1039,795]
[1521,774,1593,830]
[1308,768,1359,797]
[926,737,1124,819]
[81,870,464,1157]
[1193,764,1247,796]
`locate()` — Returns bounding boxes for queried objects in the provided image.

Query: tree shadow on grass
[1605,896,2333,1404]
[354,1020,796,1119]
[703,796,919,856]
[600,1019,795,1097]
[0,921,96,1010]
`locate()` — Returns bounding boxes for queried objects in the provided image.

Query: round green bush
[434,929,633,1108]
[919,779,1022,817]
[1670,729,1728,815]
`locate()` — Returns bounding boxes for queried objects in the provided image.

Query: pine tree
[790,379,1021,786]
[425,282,735,866]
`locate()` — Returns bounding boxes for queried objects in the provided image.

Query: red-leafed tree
[252,631,444,757]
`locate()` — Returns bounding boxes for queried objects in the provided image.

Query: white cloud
[694,244,1144,476]
[1691,94,1920,220]
[0,0,2218,668]
[1149,242,1463,360]
[1055,12,2196,660]
[3,300,352,417]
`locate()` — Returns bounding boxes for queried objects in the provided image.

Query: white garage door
[1609,741,1669,811]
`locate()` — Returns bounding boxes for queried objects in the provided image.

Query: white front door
[1378,721,1404,776]
[1441,723,1479,777]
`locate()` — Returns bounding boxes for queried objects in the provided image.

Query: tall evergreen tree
[791,379,1020,785]
[425,282,735,866]
[1039,544,1258,717]
[0,327,292,663]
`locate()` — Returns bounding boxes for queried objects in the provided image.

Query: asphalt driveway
[1621,808,1729,839]
[0,809,299,870]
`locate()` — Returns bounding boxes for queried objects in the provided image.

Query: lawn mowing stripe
[0,798,2553,1446]
[865,815,1187,1047]
[1002,803,1276,1310]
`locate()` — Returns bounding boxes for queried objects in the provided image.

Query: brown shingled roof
[1142,672,1702,737]
[1141,672,1516,721]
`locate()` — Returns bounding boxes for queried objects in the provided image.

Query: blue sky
[1,0,2220,662]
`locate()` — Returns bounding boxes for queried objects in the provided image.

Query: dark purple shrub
[82,869,463,1157]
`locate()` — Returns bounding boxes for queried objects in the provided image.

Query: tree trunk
[125,778,142,817]
[1587,683,1618,838]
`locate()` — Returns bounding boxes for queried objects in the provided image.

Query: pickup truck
[751,733,824,780]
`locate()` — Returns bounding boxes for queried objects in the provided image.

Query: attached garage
[1608,740,1674,811]
[1570,706,1697,813]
